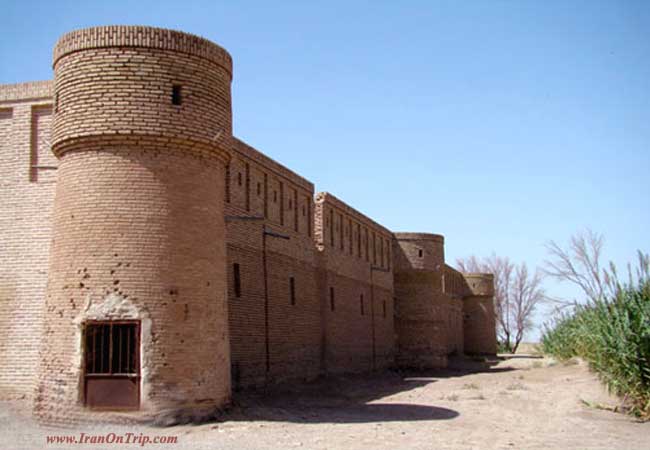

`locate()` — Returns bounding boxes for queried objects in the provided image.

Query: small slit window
[290,277,296,305]
[360,294,365,316]
[330,287,335,312]
[233,263,241,298]
[172,85,182,105]
[418,249,423,258]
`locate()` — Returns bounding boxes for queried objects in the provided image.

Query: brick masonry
[0,25,497,425]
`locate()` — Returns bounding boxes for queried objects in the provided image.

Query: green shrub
[541,280,650,419]
[497,340,513,353]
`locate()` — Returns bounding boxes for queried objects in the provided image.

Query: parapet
[53,26,232,76]
[232,138,314,192]
[393,232,445,273]
[315,192,392,237]
[393,232,444,243]
[463,273,495,297]
[0,80,52,103]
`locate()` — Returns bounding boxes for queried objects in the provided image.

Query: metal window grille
[84,322,138,375]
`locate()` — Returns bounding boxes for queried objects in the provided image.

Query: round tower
[462,273,498,356]
[392,232,449,368]
[34,26,232,425]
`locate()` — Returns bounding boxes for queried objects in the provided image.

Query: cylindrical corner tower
[392,232,449,368]
[34,26,232,425]
[462,273,498,356]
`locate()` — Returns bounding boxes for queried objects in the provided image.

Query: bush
[541,280,650,419]
[497,340,513,353]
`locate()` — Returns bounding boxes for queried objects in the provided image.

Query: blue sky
[2,1,648,339]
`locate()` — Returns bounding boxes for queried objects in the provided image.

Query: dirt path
[1,355,648,449]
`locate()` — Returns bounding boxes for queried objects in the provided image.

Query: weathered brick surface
[32,26,233,426]
[393,233,451,368]
[314,193,395,374]
[0,82,55,400]
[0,25,497,424]
[225,139,320,389]
[462,274,498,355]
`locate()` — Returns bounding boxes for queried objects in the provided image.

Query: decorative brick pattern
[0,25,497,425]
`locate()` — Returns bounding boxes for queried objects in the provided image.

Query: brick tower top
[51,25,233,161]
[393,232,445,272]
[463,273,495,297]
[52,26,232,72]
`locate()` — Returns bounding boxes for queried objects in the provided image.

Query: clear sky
[2,0,648,340]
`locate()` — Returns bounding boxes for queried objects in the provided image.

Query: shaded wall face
[463,295,497,355]
[447,299,464,355]
[462,274,496,355]
[392,238,444,273]
[35,149,230,425]
[393,237,450,369]
[0,86,55,400]
[393,271,449,368]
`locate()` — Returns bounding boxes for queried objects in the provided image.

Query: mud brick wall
[444,265,471,355]
[314,192,395,374]
[0,24,497,424]
[0,81,55,400]
[462,274,498,355]
[33,26,233,426]
[393,233,451,368]
[226,138,321,388]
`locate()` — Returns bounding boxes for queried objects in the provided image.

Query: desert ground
[1,350,648,450]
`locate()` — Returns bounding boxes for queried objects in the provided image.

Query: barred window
[84,322,138,375]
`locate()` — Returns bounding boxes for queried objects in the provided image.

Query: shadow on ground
[222,356,518,424]
[498,354,544,360]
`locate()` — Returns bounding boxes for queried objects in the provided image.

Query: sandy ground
[1,353,648,450]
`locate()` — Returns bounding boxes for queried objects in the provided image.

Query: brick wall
[225,139,321,388]
[0,25,497,424]
[462,274,497,355]
[314,192,395,374]
[0,81,55,400]
[444,265,470,355]
[32,26,233,425]
[393,233,450,368]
